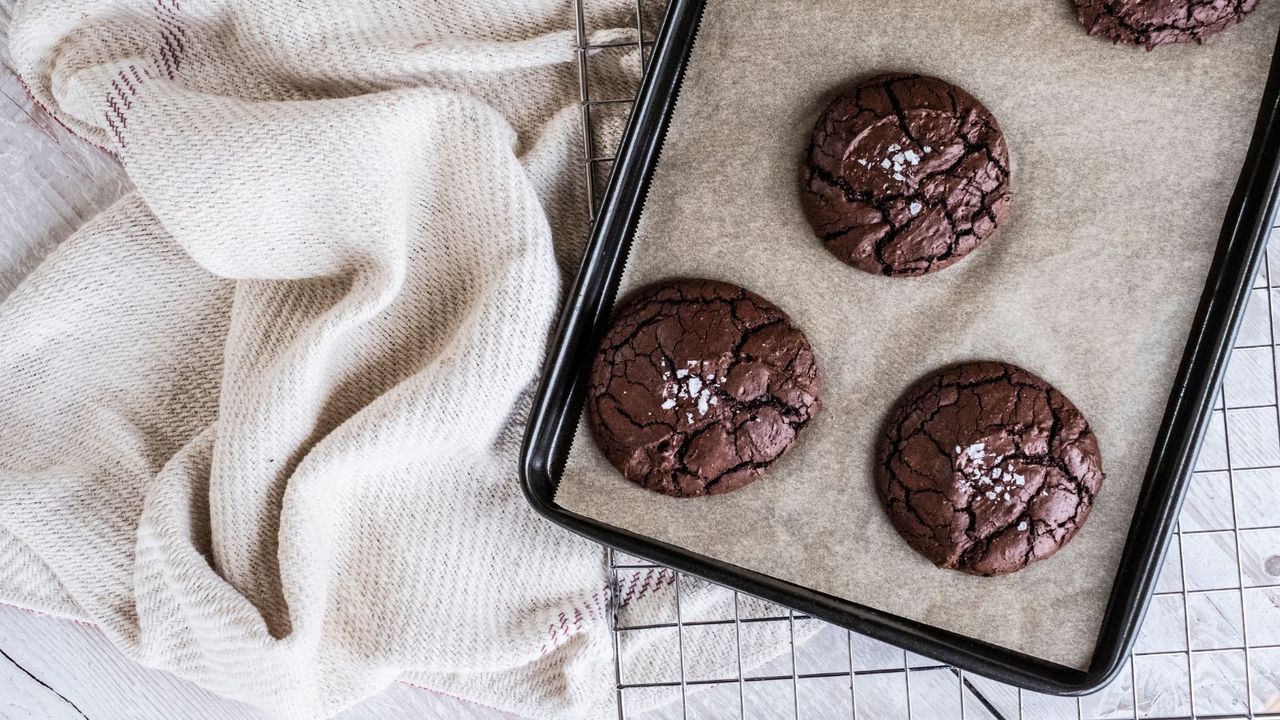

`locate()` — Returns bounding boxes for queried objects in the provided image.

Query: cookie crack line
[875,361,1105,576]
[1076,0,1258,48]
[587,279,822,498]
[598,289,753,354]
[800,74,1011,277]
[809,135,1000,276]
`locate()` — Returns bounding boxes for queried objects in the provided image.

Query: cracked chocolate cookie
[1072,0,1259,49]
[800,74,1012,277]
[587,279,822,498]
[875,362,1104,576]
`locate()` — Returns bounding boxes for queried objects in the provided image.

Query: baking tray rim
[519,0,1280,695]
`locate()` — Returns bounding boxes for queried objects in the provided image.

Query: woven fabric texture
[0,1,659,717]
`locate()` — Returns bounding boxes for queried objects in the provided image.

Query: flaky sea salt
[956,444,1029,506]
[659,359,722,418]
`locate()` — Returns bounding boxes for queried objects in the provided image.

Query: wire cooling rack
[573,2,1280,717]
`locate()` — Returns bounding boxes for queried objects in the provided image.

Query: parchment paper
[557,0,1280,669]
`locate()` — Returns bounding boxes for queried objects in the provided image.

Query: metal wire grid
[573,1,1280,716]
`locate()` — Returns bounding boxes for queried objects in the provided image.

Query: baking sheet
[556,0,1280,669]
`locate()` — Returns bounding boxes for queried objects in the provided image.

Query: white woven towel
[0,1,667,717]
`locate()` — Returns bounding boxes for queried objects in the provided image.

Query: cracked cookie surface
[800,74,1012,277]
[1073,0,1259,49]
[587,279,822,498]
[875,362,1104,576]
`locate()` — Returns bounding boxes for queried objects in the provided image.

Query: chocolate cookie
[1073,0,1259,49]
[587,279,822,498]
[801,74,1012,277]
[875,362,1104,576]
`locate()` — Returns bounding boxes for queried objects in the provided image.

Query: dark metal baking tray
[520,0,1280,695]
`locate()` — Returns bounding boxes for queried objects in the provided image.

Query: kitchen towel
[0,0,692,717]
